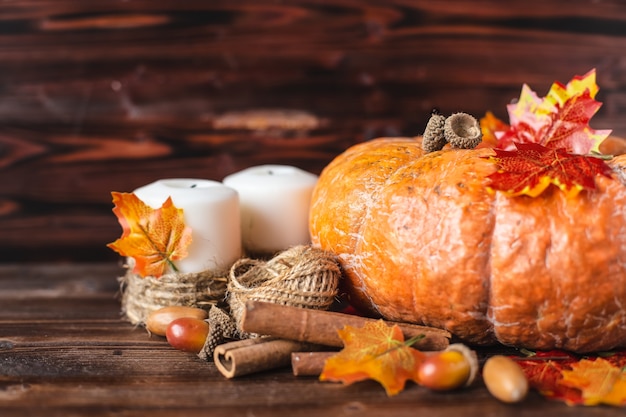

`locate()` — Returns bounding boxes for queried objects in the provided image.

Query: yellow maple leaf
[495,69,611,155]
[107,192,193,278]
[319,320,426,396]
[540,69,599,115]
[560,357,626,406]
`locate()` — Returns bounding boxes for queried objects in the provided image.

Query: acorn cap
[422,113,447,153]
[445,343,479,387]
[444,112,482,149]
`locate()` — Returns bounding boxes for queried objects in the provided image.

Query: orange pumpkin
[309,136,626,353]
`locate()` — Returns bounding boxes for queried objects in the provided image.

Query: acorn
[145,306,208,336]
[422,110,447,153]
[482,355,529,403]
[417,343,479,391]
[444,112,482,149]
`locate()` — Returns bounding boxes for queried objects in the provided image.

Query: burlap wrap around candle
[120,257,228,325]
[227,245,342,337]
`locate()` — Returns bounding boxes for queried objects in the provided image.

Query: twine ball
[227,245,342,336]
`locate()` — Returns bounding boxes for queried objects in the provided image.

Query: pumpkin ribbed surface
[309,137,626,352]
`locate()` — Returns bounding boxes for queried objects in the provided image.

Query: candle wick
[190,184,197,188]
[268,170,274,175]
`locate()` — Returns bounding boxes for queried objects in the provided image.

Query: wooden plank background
[2,0,626,262]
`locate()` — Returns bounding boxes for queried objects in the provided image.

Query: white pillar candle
[223,165,318,255]
[133,178,241,274]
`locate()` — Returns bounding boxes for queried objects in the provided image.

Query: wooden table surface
[0,263,622,417]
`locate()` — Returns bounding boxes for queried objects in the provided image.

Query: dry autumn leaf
[107,192,192,278]
[493,69,611,154]
[319,320,426,396]
[561,358,626,406]
[517,351,585,405]
[516,350,626,406]
[485,142,613,198]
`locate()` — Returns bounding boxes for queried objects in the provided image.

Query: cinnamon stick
[291,351,335,376]
[213,336,318,378]
[241,301,451,351]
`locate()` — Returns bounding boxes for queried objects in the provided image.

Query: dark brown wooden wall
[2,0,626,262]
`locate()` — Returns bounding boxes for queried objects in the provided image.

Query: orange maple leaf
[488,69,611,154]
[485,142,613,198]
[319,320,426,396]
[560,358,626,406]
[479,111,510,147]
[107,192,193,278]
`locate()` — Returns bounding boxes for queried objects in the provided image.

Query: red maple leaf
[486,142,613,198]
[516,350,582,404]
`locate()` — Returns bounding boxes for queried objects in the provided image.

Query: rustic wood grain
[1,1,626,261]
[1,263,624,416]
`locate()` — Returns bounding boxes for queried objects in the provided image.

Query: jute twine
[119,258,228,325]
[227,245,342,337]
